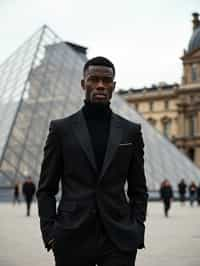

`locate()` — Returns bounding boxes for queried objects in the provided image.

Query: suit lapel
[99,113,123,182]
[73,111,97,173]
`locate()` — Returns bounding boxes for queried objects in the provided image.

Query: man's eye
[89,76,98,82]
[102,77,113,83]
[88,76,113,83]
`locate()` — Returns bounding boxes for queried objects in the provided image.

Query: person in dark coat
[160,179,173,217]
[178,179,187,205]
[22,176,36,216]
[37,56,148,266]
[196,183,200,206]
[188,181,197,206]
[13,180,20,204]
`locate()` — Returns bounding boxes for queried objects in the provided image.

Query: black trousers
[52,212,137,266]
[25,197,33,216]
[163,199,171,216]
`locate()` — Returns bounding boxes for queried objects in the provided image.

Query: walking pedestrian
[22,176,36,216]
[160,179,173,217]
[188,181,197,206]
[13,180,20,204]
[178,179,187,205]
[196,183,200,206]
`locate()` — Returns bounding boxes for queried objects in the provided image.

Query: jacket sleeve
[127,124,148,224]
[36,121,63,249]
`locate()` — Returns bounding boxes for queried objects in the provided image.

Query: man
[160,179,173,217]
[13,180,20,205]
[37,56,148,266]
[178,179,187,205]
[197,183,200,206]
[22,176,36,216]
[188,181,197,206]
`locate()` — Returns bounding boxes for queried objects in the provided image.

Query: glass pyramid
[0,25,200,192]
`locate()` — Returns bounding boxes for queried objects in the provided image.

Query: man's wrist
[47,239,56,250]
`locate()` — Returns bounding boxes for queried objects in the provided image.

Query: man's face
[81,65,116,104]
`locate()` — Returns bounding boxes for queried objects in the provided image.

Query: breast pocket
[117,144,133,158]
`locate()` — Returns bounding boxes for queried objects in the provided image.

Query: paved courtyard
[0,201,200,266]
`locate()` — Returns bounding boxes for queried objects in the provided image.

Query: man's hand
[47,239,56,251]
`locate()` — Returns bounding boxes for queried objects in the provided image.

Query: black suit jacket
[37,110,148,252]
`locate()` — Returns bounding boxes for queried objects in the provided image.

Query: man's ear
[81,79,85,90]
[112,81,116,92]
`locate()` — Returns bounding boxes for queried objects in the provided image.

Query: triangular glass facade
[0,25,200,190]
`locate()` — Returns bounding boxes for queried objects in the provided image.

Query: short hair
[83,56,115,77]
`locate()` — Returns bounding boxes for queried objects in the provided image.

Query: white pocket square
[119,142,133,146]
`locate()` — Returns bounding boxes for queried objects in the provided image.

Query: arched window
[134,103,138,111]
[149,101,154,111]
[161,117,172,138]
[147,117,156,127]
[188,115,196,136]
[188,148,195,161]
[164,100,169,110]
[191,64,198,81]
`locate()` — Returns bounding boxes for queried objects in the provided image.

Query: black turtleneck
[82,101,112,173]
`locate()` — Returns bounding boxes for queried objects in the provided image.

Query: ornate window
[188,148,195,162]
[164,100,169,110]
[191,64,198,81]
[134,103,138,111]
[188,114,196,137]
[147,117,156,127]
[161,117,172,138]
[149,101,154,111]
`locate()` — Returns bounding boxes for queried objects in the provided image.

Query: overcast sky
[0,0,199,89]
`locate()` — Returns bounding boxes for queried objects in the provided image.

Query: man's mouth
[94,93,107,99]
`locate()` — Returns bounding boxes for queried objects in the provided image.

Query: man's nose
[96,79,105,89]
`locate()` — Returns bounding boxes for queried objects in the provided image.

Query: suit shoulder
[114,113,141,131]
[50,111,79,130]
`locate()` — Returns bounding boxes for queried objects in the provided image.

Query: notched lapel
[72,111,97,173]
[99,114,123,181]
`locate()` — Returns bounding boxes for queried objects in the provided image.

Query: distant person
[178,179,187,205]
[196,183,200,206]
[188,181,197,206]
[22,176,36,216]
[13,180,20,204]
[160,179,173,217]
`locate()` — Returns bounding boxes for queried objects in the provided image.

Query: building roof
[188,13,200,54]
[117,83,178,95]
[188,27,200,53]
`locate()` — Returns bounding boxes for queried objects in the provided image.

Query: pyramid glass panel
[0,25,200,191]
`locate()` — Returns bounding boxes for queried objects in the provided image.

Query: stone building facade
[119,13,200,167]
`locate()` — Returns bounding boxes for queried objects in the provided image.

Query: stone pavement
[0,201,200,266]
